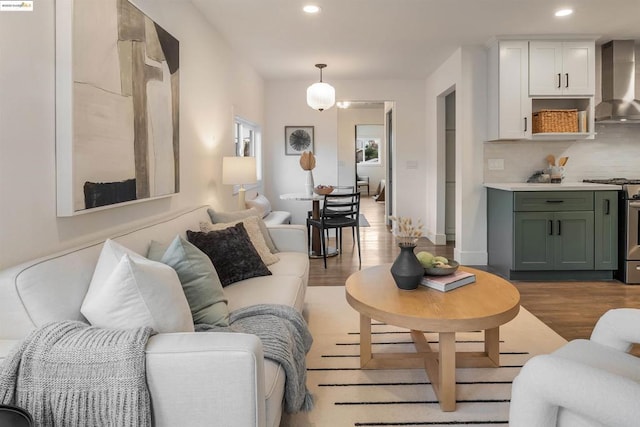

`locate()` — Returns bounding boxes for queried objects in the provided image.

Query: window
[234,116,262,183]
[355,124,382,164]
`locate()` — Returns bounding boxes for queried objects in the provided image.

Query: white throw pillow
[245,193,272,219]
[200,216,280,266]
[81,240,194,333]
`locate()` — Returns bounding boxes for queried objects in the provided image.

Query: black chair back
[322,192,360,222]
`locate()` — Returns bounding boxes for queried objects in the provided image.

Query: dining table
[279,192,338,258]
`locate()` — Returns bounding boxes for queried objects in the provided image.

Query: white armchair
[509,308,640,426]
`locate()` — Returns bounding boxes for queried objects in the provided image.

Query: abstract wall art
[284,126,314,155]
[56,0,179,216]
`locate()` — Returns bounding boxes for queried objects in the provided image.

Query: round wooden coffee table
[345,264,520,412]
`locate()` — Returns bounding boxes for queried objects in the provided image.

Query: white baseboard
[454,249,488,266]
[426,231,447,246]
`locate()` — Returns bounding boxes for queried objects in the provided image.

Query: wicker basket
[532,109,578,133]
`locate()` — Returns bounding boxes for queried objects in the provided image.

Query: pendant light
[306,64,335,111]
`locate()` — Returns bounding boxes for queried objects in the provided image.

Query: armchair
[356,175,369,196]
[509,308,640,426]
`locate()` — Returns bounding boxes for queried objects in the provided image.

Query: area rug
[282,286,567,427]
[358,214,370,227]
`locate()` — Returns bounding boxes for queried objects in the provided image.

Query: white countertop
[484,182,623,191]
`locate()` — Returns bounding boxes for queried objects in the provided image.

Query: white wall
[0,1,264,269]
[264,79,426,226]
[425,47,488,265]
[484,123,640,182]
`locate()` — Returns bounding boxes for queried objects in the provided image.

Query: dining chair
[307,192,361,268]
[306,186,356,247]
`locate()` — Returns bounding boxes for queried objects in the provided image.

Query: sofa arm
[145,332,266,427]
[590,308,640,352]
[267,225,307,254]
[509,354,640,427]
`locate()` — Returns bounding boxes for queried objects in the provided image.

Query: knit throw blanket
[0,321,153,427]
[196,304,314,413]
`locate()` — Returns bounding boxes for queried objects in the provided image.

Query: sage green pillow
[148,235,229,327]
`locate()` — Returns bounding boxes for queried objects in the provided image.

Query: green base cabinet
[514,211,594,271]
[594,191,618,270]
[488,189,617,280]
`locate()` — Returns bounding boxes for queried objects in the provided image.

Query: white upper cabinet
[529,41,595,96]
[487,40,531,140]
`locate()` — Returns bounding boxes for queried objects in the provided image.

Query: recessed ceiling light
[555,8,573,17]
[303,5,321,14]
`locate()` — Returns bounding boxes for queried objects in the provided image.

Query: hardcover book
[420,270,476,292]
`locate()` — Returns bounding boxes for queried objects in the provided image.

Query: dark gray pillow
[207,207,278,253]
[187,223,272,287]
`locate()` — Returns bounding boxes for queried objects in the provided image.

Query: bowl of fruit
[416,251,459,276]
[314,185,334,195]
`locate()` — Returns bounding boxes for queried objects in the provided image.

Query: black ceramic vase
[390,244,424,290]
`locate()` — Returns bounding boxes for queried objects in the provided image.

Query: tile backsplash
[484,123,640,183]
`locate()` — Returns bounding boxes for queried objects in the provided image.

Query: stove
[582,178,640,186]
[583,179,640,283]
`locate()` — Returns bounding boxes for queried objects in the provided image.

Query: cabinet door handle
[565,73,569,88]
[557,220,562,235]
[549,220,553,235]
[557,73,562,88]
[605,199,610,215]
[545,200,564,203]
[524,117,527,132]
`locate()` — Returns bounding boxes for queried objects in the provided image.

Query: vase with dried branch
[389,215,424,290]
[300,151,316,196]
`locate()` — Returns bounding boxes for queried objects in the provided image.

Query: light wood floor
[308,195,640,342]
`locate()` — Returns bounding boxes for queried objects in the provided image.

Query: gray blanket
[196,304,314,413]
[0,321,153,427]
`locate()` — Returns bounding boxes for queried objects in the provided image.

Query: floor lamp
[222,156,257,210]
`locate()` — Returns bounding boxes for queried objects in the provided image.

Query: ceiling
[191,0,640,81]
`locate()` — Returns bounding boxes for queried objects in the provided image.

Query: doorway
[445,92,456,241]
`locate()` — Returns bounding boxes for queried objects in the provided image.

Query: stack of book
[420,270,476,292]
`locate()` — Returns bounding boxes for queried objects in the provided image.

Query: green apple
[416,251,434,268]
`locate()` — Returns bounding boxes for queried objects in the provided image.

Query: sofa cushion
[207,207,278,253]
[224,275,306,313]
[200,216,279,266]
[245,193,272,218]
[263,211,292,227]
[81,253,194,333]
[187,223,272,287]
[148,236,229,327]
[268,252,309,287]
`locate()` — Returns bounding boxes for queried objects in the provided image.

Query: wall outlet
[488,158,504,170]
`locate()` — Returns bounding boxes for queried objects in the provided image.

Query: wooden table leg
[484,327,500,366]
[359,314,372,367]
[311,199,321,255]
[438,332,457,411]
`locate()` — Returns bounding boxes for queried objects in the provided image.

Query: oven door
[625,201,640,283]
[627,201,640,260]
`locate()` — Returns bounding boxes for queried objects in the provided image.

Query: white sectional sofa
[0,205,309,427]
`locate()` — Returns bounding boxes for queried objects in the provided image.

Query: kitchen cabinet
[487,40,531,140]
[487,38,596,141]
[594,191,619,270]
[514,211,594,270]
[487,188,618,280]
[529,41,595,96]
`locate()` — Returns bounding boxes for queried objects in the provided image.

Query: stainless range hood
[595,40,640,122]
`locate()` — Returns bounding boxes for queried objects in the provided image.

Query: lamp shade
[222,156,257,185]
[307,82,335,111]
